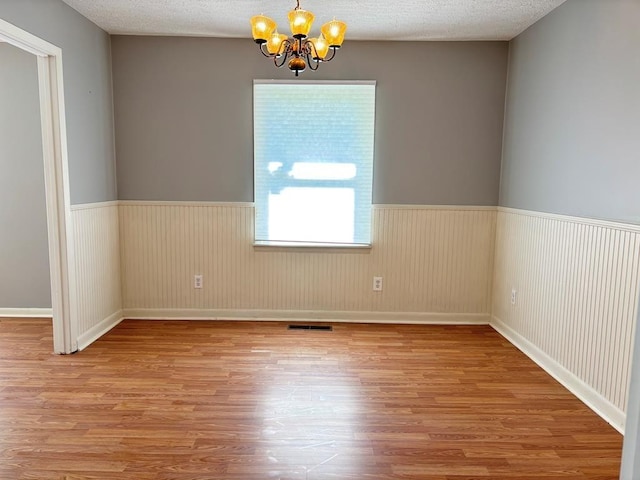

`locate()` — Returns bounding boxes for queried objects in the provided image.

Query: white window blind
[253,80,376,246]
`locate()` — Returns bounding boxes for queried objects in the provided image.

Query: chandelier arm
[276,38,290,57]
[307,55,320,71]
[273,40,292,68]
[303,46,320,71]
[301,42,319,70]
[305,39,320,60]
[258,43,272,58]
[323,47,338,62]
[273,51,289,68]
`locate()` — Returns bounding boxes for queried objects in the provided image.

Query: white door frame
[0,18,77,354]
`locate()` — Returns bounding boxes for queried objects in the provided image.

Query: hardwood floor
[0,319,622,479]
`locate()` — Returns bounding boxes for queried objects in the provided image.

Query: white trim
[491,315,625,434]
[118,200,253,208]
[498,206,640,233]
[254,79,376,86]
[70,200,120,211]
[122,309,490,325]
[0,308,53,318]
[0,18,76,354]
[76,311,123,351]
[0,19,56,57]
[118,200,497,212]
[375,204,497,211]
[38,54,77,354]
[254,241,372,249]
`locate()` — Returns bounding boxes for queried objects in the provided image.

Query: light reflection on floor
[259,349,365,479]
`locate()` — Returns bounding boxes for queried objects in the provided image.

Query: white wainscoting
[71,202,123,350]
[492,207,640,433]
[66,201,640,431]
[119,202,496,323]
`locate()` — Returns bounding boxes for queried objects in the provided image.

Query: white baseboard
[490,315,625,434]
[77,310,123,351]
[0,308,53,318]
[122,308,491,325]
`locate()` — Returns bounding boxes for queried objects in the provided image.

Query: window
[253,80,376,246]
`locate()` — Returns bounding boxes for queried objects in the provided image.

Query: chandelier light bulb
[250,14,277,43]
[309,36,329,60]
[321,19,347,47]
[288,9,314,38]
[267,32,288,56]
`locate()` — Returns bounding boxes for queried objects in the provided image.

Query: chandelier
[250,0,347,77]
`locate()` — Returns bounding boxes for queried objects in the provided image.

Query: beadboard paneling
[71,202,122,348]
[119,203,496,319]
[492,208,640,431]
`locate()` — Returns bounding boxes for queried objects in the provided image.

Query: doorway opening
[0,18,76,354]
[0,42,51,321]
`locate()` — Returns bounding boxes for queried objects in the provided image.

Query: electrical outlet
[194,274,203,289]
[511,288,517,305]
[373,276,383,292]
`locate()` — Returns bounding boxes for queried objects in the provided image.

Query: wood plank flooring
[0,319,622,479]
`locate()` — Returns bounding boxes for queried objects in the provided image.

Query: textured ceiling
[61,0,567,41]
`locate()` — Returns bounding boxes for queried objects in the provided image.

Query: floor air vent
[288,325,333,331]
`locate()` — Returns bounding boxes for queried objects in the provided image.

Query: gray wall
[0,43,51,308]
[0,0,117,204]
[111,37,508,205]
[500,0,640,224]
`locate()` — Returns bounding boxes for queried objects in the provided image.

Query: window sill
[253,241,372,252]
